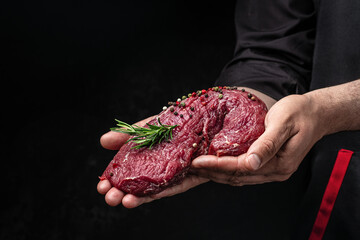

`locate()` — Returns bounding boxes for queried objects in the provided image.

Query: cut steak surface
[101,87,267,196]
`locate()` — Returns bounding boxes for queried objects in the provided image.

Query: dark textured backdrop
[2,1,303,239]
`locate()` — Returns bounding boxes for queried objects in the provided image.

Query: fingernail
[247,154,261,170]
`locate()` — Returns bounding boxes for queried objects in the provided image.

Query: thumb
[244,126,291,170]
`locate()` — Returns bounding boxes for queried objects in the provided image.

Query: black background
[1,1,304,239]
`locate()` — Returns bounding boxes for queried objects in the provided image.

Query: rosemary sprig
[110,118,177,149]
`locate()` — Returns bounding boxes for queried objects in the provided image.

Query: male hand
[191,94,324,185]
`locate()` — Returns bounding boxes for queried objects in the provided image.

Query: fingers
[97,179,112,194]
[97,181,150,208]
[192,154,251,185]
[122,175,209,208]
[105,188,125,206]
[154,175,209,199]
[122,194,152,208]
[97,175,209,208]
[121,188,175,209]
[97,180,125,207]
[99,116,161,207]
[192,154,293,186]
[192,154,247,173]
[100,131,129,150]
[98,183,143,208]
[244,123,295,171]
[191,150,295,186]
[97,180,151,208]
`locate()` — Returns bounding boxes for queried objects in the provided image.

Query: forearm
[305,79,360,136]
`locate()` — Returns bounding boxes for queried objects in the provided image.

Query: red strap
[309,149,354,240]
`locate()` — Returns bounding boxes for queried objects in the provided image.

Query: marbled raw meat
[101,87,267,196]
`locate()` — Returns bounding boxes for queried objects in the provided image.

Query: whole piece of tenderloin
[101,87,267,196]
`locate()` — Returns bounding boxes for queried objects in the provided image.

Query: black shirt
[217,0,360,99]
[216,0,360,239]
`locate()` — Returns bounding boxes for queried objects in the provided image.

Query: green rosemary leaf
[110,118,177,149]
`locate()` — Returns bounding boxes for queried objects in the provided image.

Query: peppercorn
[190,106,195,111]
[241,88,245,92]
[162,106,167,111]
[174,111,178,116]
[251,96,256,101]
[192,143,198,148]
[180,114,183,118]
[170,106,175,112]
[188,93,192,98]
[182,95,187,100]
[109,172,114,177]
[205,93,208,98]
[247,93,252,98]
[180,102,186,107]
[218,94,223,99]
[189,114,193,118]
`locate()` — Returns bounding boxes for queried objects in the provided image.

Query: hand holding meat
[98,87,268,207]
[98,80,360,207]
[193,80,360,186]
[192,94,322,185]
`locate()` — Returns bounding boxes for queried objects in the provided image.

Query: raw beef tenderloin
[101,87,267,196]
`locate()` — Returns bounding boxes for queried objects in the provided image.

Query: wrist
[304,91,334,138]
[304,79,360,136]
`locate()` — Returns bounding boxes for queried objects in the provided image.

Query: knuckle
[227,170,249,185]
[228,178,242,186]
[234,169,249,177]
[261,138,278,157]
[228,174,241,186]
